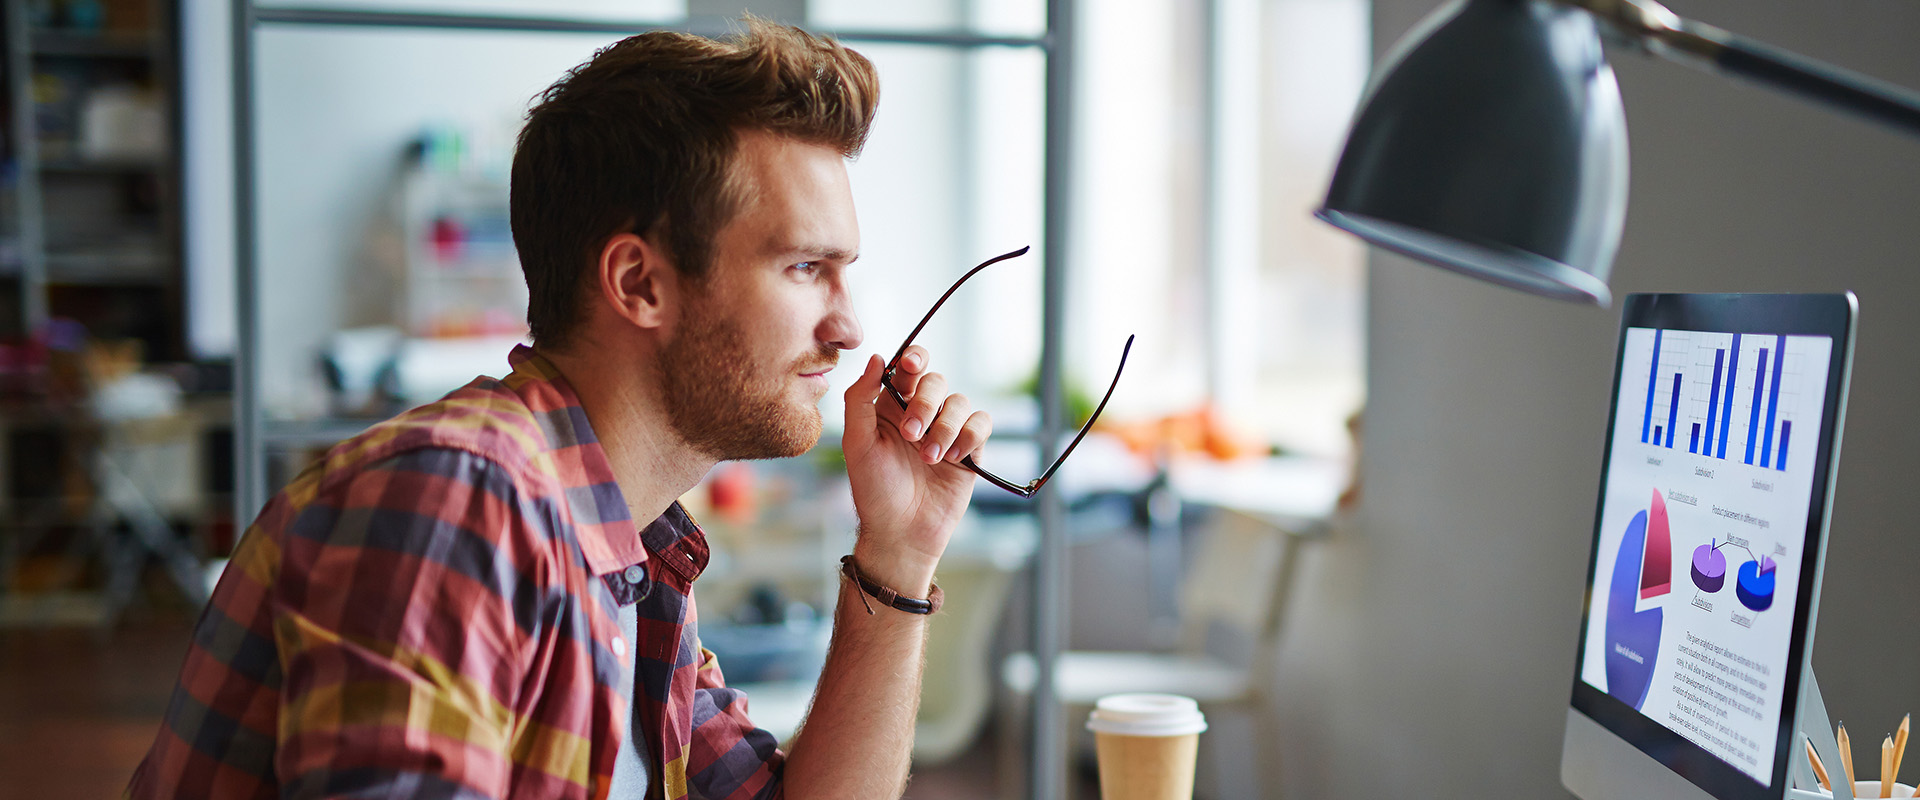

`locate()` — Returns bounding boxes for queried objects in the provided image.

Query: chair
[89,412,213,618]
[1000,505,1329,800]
[913,544,1022,763]
[724,515,1028,761]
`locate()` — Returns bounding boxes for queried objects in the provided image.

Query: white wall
[1269,1,1920,796]
[254,26,625,417]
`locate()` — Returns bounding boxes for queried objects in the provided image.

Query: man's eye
[791,262,817,274]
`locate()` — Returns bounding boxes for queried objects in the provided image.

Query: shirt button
[623,565,644,584]
[611,637,626,657]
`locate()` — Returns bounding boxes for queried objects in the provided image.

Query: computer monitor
[1563,293,1857,800]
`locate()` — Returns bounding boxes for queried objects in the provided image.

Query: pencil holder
[1787,781,1916,800]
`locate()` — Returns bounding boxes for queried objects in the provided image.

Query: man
[131,20,990,800]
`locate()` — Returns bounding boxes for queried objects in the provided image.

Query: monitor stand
[1791,670,1854,800]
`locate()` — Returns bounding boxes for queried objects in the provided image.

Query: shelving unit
[3,0,183,360]
[396,163,524,339]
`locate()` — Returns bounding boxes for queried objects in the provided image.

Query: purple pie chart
[1690,543,1727,593]
[1604,508,1662,711]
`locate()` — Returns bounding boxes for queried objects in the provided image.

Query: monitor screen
[1567,293,1855,800]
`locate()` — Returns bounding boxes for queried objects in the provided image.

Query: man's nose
[820,299,862,351]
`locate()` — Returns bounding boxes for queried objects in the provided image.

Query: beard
[658,296,837,461]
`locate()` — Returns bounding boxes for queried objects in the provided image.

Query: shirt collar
[503,345,652,576]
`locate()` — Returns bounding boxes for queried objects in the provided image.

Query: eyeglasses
[881,246,1135,498]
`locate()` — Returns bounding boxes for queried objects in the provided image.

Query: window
[1069,0,1369,457]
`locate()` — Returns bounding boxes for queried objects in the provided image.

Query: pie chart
[1639,491,1672,600]
[1736,557,1777,612]
[1604,488,1670,711]
[1691,542,1727,593]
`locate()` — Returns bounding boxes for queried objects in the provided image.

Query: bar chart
[1634,329,1813,472]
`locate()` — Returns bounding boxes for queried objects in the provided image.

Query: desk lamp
[1313,0,1920,307]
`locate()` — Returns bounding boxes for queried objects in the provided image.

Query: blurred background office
[2,0,1916,798]
[0,0,1364,796]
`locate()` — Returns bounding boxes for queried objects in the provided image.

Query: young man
[130,21,990,800]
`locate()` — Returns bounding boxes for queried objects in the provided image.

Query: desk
[1169,455,1346,533]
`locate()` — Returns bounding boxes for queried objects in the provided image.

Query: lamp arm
[1558,0,1920,137]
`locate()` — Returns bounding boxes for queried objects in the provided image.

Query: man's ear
[594,231,677,332]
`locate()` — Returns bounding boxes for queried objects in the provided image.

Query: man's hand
[841,346,992,593]
[781,347,988,799]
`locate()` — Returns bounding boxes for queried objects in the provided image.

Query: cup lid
[1085,693,1208,737]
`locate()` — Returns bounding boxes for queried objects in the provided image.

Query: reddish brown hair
[511,18,879,348]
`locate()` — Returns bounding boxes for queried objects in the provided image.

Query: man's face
[658,130,863,461]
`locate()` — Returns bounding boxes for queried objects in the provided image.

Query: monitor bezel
[1568,292,1856,800]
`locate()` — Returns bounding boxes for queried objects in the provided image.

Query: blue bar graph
[1643,330,1664,443]
[1745,348,1769,465]
[1761,335,1785,467]
[1704,349,1725,456]
[1718,334,1741,459]
[1635,331,1802,467]
[1666,374,1682,447]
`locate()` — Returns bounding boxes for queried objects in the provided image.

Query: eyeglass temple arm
[893,332,1135,499]
[885,246,1033,373]
[1014,333,1135,495]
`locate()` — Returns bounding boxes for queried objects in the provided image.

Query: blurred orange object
[1104,405,1268,462]
[708,462,759,525]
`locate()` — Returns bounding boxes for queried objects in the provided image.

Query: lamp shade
[1316,0,1629,305]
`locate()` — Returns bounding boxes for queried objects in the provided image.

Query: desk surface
[1170,455,1346,530]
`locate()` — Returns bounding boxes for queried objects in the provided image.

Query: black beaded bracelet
[840,555,943,615]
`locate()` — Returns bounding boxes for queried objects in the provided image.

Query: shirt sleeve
[269,448,554,800]
[685,645,787,800]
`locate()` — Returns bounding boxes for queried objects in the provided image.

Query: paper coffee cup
[1087,693,1209,800]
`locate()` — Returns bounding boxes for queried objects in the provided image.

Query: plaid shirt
[130,346,784,799]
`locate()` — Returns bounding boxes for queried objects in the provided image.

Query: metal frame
[1032,2,1073,798]
[254,5,1049,48]
[231,0,264,537]
[1562,0,1920,135]
[228,3,1077,798]
[5,0,48,333]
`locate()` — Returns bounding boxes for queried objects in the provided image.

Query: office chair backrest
[1176,507,1289,663]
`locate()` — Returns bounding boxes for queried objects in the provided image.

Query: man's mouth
[798,369,835,389]
[798,358,838,378]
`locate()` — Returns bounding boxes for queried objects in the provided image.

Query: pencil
[1808,739,1834,791]
[1895,714,1910,789]
[1841,723,1856,788]
[1884,735,1895,797]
